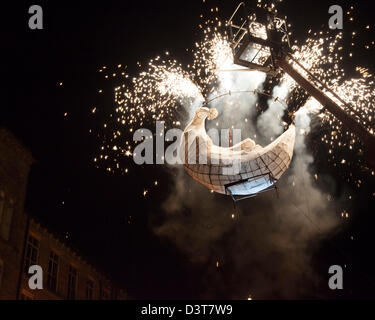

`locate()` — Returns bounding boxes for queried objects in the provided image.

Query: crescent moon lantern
[180,107,295,200]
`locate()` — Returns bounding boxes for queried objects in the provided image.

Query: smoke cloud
[257,75,295,141]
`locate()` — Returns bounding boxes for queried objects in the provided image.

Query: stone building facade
[0,128,127,300]
[20,219,127,300]
[0,128,34,299]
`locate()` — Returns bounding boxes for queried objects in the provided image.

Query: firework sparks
[92,0,375,192]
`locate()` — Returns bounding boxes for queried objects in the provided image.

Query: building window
[67,265,77,300]
[0,199,14,241]
[20,289,33,300]
[24,235,39,273]
[0,258,4,288]
[0,191,5,224]
[102,288,111,300]
[47,251,59,292]
[86,279,94,300]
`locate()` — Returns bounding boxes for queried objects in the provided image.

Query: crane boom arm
[276,58,375,169]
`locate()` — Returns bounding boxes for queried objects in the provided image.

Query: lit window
[24,235,39,273]
[47,251,59,292]
[67,266,77,300]
[86,279,94,300]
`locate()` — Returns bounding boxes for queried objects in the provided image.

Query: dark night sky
[2,0,375,299]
